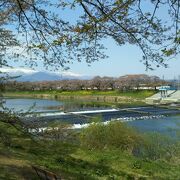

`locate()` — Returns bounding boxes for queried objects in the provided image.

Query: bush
[80,121,180,163]
[134,132,180,161]
[80,121,142,151]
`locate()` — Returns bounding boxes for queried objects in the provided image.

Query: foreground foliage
[0,120,180,179]
[1,0,180,69]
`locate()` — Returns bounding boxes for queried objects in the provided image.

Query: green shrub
[80,121,180,163]
[136,133,180,161]
[80,121,142,151]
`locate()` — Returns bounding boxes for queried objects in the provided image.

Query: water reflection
[1,97,112,113]
[2,98,64,113]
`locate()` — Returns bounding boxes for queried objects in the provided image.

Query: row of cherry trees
[4,74,166,92]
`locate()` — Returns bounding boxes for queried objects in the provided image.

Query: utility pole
[173,76,176,90]
[162,75,165,86]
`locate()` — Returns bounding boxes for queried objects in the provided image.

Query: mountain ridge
[5,71,92,82]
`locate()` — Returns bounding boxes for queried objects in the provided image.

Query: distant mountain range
[16,72,92,82]
[0,67,92,82]
[17,72,63,82]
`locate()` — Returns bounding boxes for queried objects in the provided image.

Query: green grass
[5,90,156,98]
[0,120,180,179]
[4,89,156,98]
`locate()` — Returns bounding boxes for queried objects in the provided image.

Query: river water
[2,97,64,112]
[2,98,180,134]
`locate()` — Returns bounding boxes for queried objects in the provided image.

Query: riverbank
[3,90,156,106]
[1,90,180,179]
[1,120,180,179]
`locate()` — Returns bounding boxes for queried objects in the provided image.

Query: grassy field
[0,120,180,179]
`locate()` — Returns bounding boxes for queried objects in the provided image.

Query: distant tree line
[5,74,167,92]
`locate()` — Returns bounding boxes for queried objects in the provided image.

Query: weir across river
[24,106,180,127]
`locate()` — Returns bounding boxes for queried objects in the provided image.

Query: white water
[26,107,154,117]
[70,115,165,129]
[26,108,119,117]
[28,114,166,132]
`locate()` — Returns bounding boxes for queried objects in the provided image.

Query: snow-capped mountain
[0,67,92,82]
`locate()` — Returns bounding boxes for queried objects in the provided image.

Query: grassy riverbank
[0,120,180,179]
[3,90,179,179]
[4,89,156,97]
[3,90,156,106]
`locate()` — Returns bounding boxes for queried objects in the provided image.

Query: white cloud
[0,67,38,74]
[55,71,83,77]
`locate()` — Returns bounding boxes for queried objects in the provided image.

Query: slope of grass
[1,120,180,179]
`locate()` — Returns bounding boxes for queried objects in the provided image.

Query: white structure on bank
[146,86,180,104]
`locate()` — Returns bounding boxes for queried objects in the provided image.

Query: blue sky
[66,38,180,79]
[57,2,180,79]
[7,40,180,80]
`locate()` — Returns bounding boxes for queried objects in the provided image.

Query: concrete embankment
[146,90,180,104]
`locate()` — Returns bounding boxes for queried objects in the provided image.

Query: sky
[4,1,180,80]
[51,1,180,79]
[7,39,180,80]
[64,38,180,80]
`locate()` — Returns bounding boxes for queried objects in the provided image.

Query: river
[2,97,180,134]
